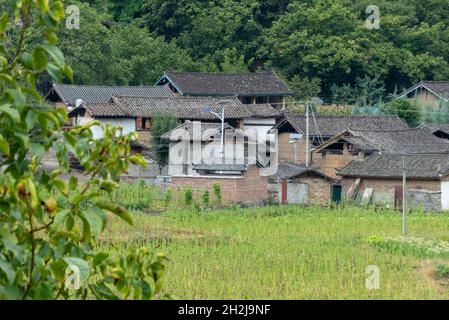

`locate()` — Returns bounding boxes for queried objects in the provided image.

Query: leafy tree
[380,98,421,126]
[287,75,321,101]
[150,114,179,174]
[0,0,167,300]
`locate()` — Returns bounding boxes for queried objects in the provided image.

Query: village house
[68,96,252,143]
[313,128,449,178]
[155,71,293,108]
[419,123,449,141]
[398,81,449,107]
[270,112,409,167]
[161,121,270,204]
[45,83,175,109]
[338,152,449,211]
[273,161,340,205]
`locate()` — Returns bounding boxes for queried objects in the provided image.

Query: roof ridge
[53,83,165,89]
[166,71,276,76]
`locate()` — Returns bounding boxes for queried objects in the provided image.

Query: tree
[380,99,421,127]
[150,114,179,174]
[287,75,321,101]
[0,0,167,300]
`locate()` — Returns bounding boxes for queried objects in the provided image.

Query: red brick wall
[172,166,268,204]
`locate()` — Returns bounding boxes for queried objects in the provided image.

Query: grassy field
[100,203,449,300]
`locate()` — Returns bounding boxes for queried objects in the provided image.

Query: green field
[100,204,449,300]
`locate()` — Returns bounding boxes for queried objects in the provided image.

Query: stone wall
[408,189,442,212]
[341,177,441,209]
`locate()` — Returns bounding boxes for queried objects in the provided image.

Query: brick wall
[294,175,333,205]
[171,166,267,204]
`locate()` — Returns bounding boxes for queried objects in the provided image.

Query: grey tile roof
[244,103,281,118]
[399,81,449,100]
[69,96,252,120]
[419,123,449,135]
[318,128,449,154]
[160,71,293,97]
[129,140,156,161]
[192,163,248,172]
[274,112,409,137]
[274,161,336,181]
[47,83,174,106]
[112,96,252,120]
[161,121,245,142]
[338,152,449,179]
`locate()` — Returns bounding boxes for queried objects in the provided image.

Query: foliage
[0,0,167,300]
[183,187,193,206]
[202,191,210,207]
[380,98,421,126]
[367,236,449,258]
[149,114,179,173]
[213,182,222,205]
[104,206,449,299]
[287,75,321,101]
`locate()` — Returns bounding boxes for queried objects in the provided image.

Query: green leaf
[0,134,10,157]
[0,13,8,34]
[63,257,90,282]
[42,44,64,68]
[93,252,109,268]
[82,207,107,237]
[20,52,33,69]
[26,179,39,209]
[53,209,70,227]
[0,256,16,285]
[63,65,73,82]
[128,155,147,168]
[6,90,26,108]
[69,176,78,191]
[97,203,133,226]
[45,63,62,82]
[32,46,48,72]
[53,179,68,196]
[0,104,20,121]
[29,143,45,158]
[14,132,29,149]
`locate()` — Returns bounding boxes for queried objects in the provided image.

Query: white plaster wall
[76,116,136,140]
[442,181,449,211]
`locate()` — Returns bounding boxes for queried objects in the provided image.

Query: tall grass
[101,205,449,299]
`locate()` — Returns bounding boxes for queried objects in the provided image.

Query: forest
[3,0,449,104]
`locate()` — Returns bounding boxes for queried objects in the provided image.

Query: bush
[0,1,167,300]
[213,182,222,205]
[380,99,421,126]
[184,187,193,206]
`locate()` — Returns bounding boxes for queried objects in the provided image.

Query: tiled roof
[400,81,449,100]
[274,112,409,137]
[47,83,174,106]
[243,104,281,118]
[159,71,293,97]
[275,161,336,181]
[129,140,156,161]
[69,96,252,120]
[112,96,252,120]
[193,163,248,172]
[317,128,449,154]
[338,152,449,179]
[161,121,246,142]
[420,123,449,135]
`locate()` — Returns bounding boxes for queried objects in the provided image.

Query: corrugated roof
[48,83,174,106]
[338,152,449,179]
[274,112,409,137]
[159,71,293,97]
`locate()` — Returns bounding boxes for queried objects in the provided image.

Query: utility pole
[402,155,407,238]
[305,101,310,167]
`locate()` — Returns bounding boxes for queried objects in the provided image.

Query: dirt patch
[416,259,449,295]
